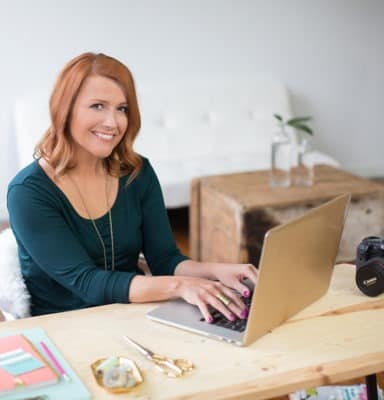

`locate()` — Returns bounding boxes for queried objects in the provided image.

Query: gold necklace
[67,172,115,271]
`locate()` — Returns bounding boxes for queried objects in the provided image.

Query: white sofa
[11,77,339,208]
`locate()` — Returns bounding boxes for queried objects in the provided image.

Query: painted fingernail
[207,316,213,323]
[243,289,250,297]
[229,313,236,321]
[240,309,248,319]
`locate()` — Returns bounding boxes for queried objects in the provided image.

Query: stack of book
[0,327,90,400]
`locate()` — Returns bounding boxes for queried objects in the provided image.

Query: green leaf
[291,123,313,135]
[287,116,312,125]
[273,113,283,122]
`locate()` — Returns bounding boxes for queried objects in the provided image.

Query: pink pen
[40,341,71,382]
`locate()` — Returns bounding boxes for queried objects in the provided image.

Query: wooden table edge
[172,351,384,400]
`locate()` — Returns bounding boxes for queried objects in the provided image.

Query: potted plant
[273,114,313,141]
[272,114,315,186]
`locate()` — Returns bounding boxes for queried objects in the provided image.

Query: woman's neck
[71,160,107,180]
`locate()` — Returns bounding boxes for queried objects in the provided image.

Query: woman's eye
[90,103,104,110]
[118,106,128,114]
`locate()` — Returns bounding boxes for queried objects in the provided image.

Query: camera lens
[356,261,384,297]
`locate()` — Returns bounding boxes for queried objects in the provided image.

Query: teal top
[7,158,188,316]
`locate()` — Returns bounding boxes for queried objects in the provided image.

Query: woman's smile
[91,130,117,141]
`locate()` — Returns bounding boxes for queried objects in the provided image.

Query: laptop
[147,194,350,346]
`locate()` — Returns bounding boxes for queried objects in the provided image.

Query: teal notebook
[0,327,91,400]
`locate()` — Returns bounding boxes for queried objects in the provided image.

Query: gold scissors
[123,336,194,378]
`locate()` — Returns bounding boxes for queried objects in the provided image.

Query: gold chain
[67,172,115,271]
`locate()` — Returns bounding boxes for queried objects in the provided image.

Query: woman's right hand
[176,276,248,323]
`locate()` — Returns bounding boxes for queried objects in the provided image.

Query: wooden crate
[190,165,384,265]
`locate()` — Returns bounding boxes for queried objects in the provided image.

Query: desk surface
[197,165,384,208]
[1,264,383,400]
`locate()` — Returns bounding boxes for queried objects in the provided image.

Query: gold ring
[216,293,231,306]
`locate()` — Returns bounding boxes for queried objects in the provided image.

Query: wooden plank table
[0,265,383,400]
[190,165,384,265]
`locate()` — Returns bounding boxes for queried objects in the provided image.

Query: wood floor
[167,207,190,255]
[167,207,384,397]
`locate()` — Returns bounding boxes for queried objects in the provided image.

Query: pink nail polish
[229,313,236,321]
[207,316,213,323]
[240,309,248,319]
[243,289,250,297]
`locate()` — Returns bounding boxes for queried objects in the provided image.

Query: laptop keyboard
[200,294,253,332]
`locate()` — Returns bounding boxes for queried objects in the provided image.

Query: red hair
[35,52,142,180]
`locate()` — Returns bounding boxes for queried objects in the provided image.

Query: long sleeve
[136,159,189,275]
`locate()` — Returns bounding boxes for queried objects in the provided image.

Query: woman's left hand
[211,263,258,298]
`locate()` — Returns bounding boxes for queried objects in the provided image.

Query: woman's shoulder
[129,155,156,184]
[120,155,158,196]
[123,155,147,179]
[8,160,44,188]
[7,160,55,202]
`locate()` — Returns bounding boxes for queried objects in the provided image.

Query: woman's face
[69,75,128,162]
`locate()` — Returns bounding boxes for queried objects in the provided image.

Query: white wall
[0,0,383,219]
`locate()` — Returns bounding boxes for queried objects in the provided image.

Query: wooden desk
[0,265,383,400]
[190,165,384,264]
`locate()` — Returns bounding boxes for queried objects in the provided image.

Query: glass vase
[293,136,314,186]
[270,127,292,187]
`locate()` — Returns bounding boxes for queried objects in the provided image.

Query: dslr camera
[355,236,384,297]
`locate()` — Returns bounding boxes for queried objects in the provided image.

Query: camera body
[355,236,384,297]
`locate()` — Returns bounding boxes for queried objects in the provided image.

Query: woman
[7,52,257,322]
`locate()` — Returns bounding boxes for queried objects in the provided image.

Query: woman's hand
[176,276,249,323]
[209,263,258,298]
[174,260,258,322]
